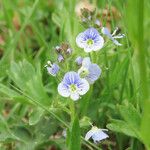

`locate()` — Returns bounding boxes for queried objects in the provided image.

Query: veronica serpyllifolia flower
[57,54,64,62]
[101,27,125,46]
[75,56,83,65]
[78,57,101,84]
[45,61,59,76]
[85,126,109,143]
[76,28,104,52]
[58,71,89,101]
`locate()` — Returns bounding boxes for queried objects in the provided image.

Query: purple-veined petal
[86,64,101,84]
[77,79,90,95]
[84,45,93,53]
[46,63,59,76]
[58,82,70,97]
[63,71,80,85]
[82,57,91,68]
[76,28,104,52]
[70,92,80,101]
[76,32,87,48]
[92,36,104,51]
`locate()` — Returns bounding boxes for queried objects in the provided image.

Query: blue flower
[58,71,89,101]
[45,61,59,76]
[76,28,104,52]
[75,56,83,65]
[57,54,64,62]
[101,27,125,46]
[78,57,101,84]
[85,126,109,143]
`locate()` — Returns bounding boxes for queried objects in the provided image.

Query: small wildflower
[57,54,64,62]
[85,126,109,143]
[45,61,59,76]
[101,27,125,46]
[76,28,104,52]
[75,56,83,65]
[78,57,101,84]
[58,71,89,101]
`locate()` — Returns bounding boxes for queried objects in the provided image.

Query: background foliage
[0,0,150,150]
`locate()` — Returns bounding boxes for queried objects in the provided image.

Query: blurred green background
[0,0,150,150]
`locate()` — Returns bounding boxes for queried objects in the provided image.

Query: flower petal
[76,32,87,48]
[86,64,101,84]
[47,63,59,76]
[92,129,109,143]
[85,129,95,141]
[58,82,70,97]
[77,79,90,95]
[75,56,83,65]
[70,92,80,101]
[84,45,93,53]
[92,36,104,51]
[82,57,91,68]
[63,71,80,85]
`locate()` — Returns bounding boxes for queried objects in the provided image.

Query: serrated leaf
[119,103,141,130]
[107,119,139,139]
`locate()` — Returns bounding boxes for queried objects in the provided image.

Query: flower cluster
[55,43,72,62]
[45,8,125,144]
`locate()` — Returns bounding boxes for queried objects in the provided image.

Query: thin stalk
[69,99,75,122]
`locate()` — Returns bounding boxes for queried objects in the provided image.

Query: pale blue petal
[92,130,109,143]
[76,32,87,48]
[70,92,80,101]
[101,27,112,38]
[47,63,59,76]
[92,36,104,51]
[76,28,104,52]
[77,79,89,95]
[57,54,64,62]
[85,130,94,141]
[63,71,80,85]
[82,57,91,68]
[58,82,70,97]
[84,45,93,53]
[75,56,83,65]
[86,64,101,84]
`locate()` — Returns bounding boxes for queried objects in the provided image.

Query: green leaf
[107,119,139,138]
[119,103,141,130]
[9,60,50,106]
[29,107,44,125]
[69,116,81,150]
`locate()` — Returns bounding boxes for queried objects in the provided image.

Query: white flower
[85,126,109,143]
[101,27,125,46]
[76,28,104,52]
[58,71,89,101]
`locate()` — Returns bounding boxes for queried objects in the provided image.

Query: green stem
[69,99,75,122]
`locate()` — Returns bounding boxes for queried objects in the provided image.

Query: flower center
[87,39,94,45]
[70,84,77,92]
[79,67,89,78]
